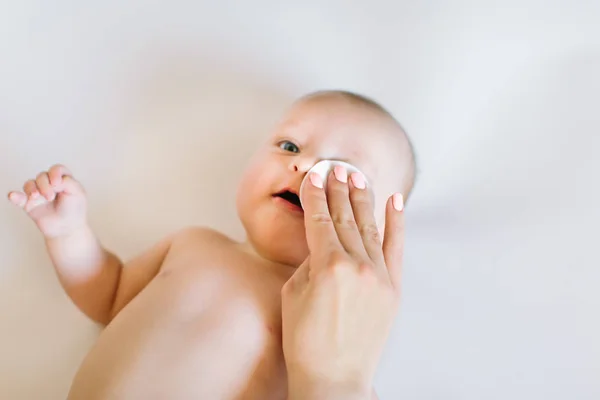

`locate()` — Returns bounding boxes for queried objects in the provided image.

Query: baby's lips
[298,160,370,206]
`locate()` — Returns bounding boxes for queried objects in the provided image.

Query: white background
[1,1,598,399]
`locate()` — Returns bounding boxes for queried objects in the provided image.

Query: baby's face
[236,97,409,267]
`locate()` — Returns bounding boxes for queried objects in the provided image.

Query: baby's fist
[8,164,88,238]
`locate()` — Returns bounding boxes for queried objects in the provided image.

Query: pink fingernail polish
[392,193,404,211]
[333,165,347,183]
[350,173,366,189]
[309,172,323,189]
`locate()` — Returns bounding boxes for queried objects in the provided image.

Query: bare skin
[7,94,412,399]
[69,227,294,399]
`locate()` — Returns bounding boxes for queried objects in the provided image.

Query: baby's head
[236,90,416,267]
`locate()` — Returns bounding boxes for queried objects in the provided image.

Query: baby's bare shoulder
[170,225,236,249]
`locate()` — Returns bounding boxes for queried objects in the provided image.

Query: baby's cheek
[238,166,271,202]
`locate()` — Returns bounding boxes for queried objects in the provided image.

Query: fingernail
[350,173,366,189]
[392,193,404,211]
[309,172,323,189]
[333,166,347,183]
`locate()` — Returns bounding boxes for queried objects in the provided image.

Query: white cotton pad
[299,160,369,207]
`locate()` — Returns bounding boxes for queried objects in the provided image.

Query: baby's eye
[278,140,300,153]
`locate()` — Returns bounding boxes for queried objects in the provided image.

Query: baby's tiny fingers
[48,164,71,187]
[23,180,39,198]
[60,175,85,195]
[36,172,55,201]
[7,191,27,208]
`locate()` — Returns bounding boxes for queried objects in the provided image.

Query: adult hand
[281,166,405,400]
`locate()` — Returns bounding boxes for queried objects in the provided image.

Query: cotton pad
[299,160,369,207]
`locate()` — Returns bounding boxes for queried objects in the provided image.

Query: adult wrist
[287,371,370,400]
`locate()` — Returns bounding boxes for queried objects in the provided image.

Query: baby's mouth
[273,190,303,211]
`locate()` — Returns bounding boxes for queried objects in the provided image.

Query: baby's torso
[68,228,295,400]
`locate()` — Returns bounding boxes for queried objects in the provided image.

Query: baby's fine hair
[302,89,418,198]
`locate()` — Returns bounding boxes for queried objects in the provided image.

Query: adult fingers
[382,193,405,292]
[300,172,343,265]
[326,166,369,262]
[348,172,386,268]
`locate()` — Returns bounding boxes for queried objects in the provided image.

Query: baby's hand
[7,164,88,238]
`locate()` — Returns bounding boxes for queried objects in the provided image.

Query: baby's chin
[246,230,308,268]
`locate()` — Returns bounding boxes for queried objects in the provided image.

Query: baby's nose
[289,159,315,173]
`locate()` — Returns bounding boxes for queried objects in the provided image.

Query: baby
[8,90,416,399]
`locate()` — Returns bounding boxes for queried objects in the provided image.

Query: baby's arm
[8,164,172,325]
[46,227,173,324]
[105,233,174,321]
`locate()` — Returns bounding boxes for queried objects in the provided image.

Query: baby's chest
[154,244,285,336]
[144,247,288,397]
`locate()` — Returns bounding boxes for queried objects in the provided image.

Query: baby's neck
[236,240,298,275]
